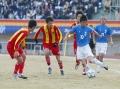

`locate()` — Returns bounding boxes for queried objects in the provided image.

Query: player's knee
[17,58,23,64]
[44,49,50,55]
[21,54,26,60]
[14,51,20,58]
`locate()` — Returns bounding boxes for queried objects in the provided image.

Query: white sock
[91,58,104,68]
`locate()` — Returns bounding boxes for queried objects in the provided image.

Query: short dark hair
[28,20,37,28]
[45,16,54,23]
[80,15,88,22]
[76,10,84,17]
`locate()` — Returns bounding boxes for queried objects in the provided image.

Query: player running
[70,10,87,75]
[34,16,64,75]
[64,15,108,75]
[95,17,113,72]
[7,20,37,79]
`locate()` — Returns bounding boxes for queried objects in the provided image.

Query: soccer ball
[86,68,96,78]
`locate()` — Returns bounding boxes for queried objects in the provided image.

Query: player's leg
[18,48,26,74]
[55,55,64,75]
[13,49,27,79]
[81,59,87,75]
[95,43,102,72]
[74,47,83,70]
[95,43,107,72]
[75,46,80,69]
[84,44,108,70]
[74,43,81,68]
[44,48,52,74]
[7,43,21,78]
[17,48,27,79]
[76,46,87,75]
[13,51,24,79]
[98,43,108,62]
[52,45,64,75]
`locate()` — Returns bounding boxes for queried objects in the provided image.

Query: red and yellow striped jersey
[9,28,29,50]
[34,25,62,44]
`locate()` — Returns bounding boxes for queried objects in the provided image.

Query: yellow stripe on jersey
[51,27,55,43]
[44,25,49,43]
[14,33,24,50]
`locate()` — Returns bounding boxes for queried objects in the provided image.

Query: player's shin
[19,61,25,74]
[58,61,64,75]
[90,57,108,70]
[45,56,52,74]
[14,63,20,74]
[45,55,51,66]
[57,59,64,75]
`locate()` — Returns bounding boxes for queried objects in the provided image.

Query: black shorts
[89,39,95,49]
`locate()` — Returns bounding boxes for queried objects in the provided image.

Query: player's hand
[109,41,113,46]
[53,42,58,47]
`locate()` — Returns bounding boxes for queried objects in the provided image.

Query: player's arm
[55,26,62,43]
[21,39,27,54]
[33,27,43,44]
[64,32,70,41]
[21,40,26,49]
[108,35,113,45]
[64,27,76,41]
[107,28,113,45]
[91,28,101,37]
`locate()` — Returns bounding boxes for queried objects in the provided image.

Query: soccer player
[7,20,37,79]
[34,16,64,75]
[70,10,87,75]
[95,17,113,72]
[64,15,108,75]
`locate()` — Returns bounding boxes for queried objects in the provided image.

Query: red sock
[19,61,25,74]
[45,56,50,66]
[58,61,63,69]
[14,63,20,74]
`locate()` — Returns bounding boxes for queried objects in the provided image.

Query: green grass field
[0,54,120,89]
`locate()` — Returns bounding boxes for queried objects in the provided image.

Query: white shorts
[76,44,94,60]
[95,43,108,56]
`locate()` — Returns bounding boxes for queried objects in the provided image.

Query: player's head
[100,16,107,25]
[76,10,84,22]
[45,16,54,27]
[28,20,37,31]
[80,15,88,26]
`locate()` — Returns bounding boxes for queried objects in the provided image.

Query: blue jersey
[95,24,112,43]
[70,25,93,47]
